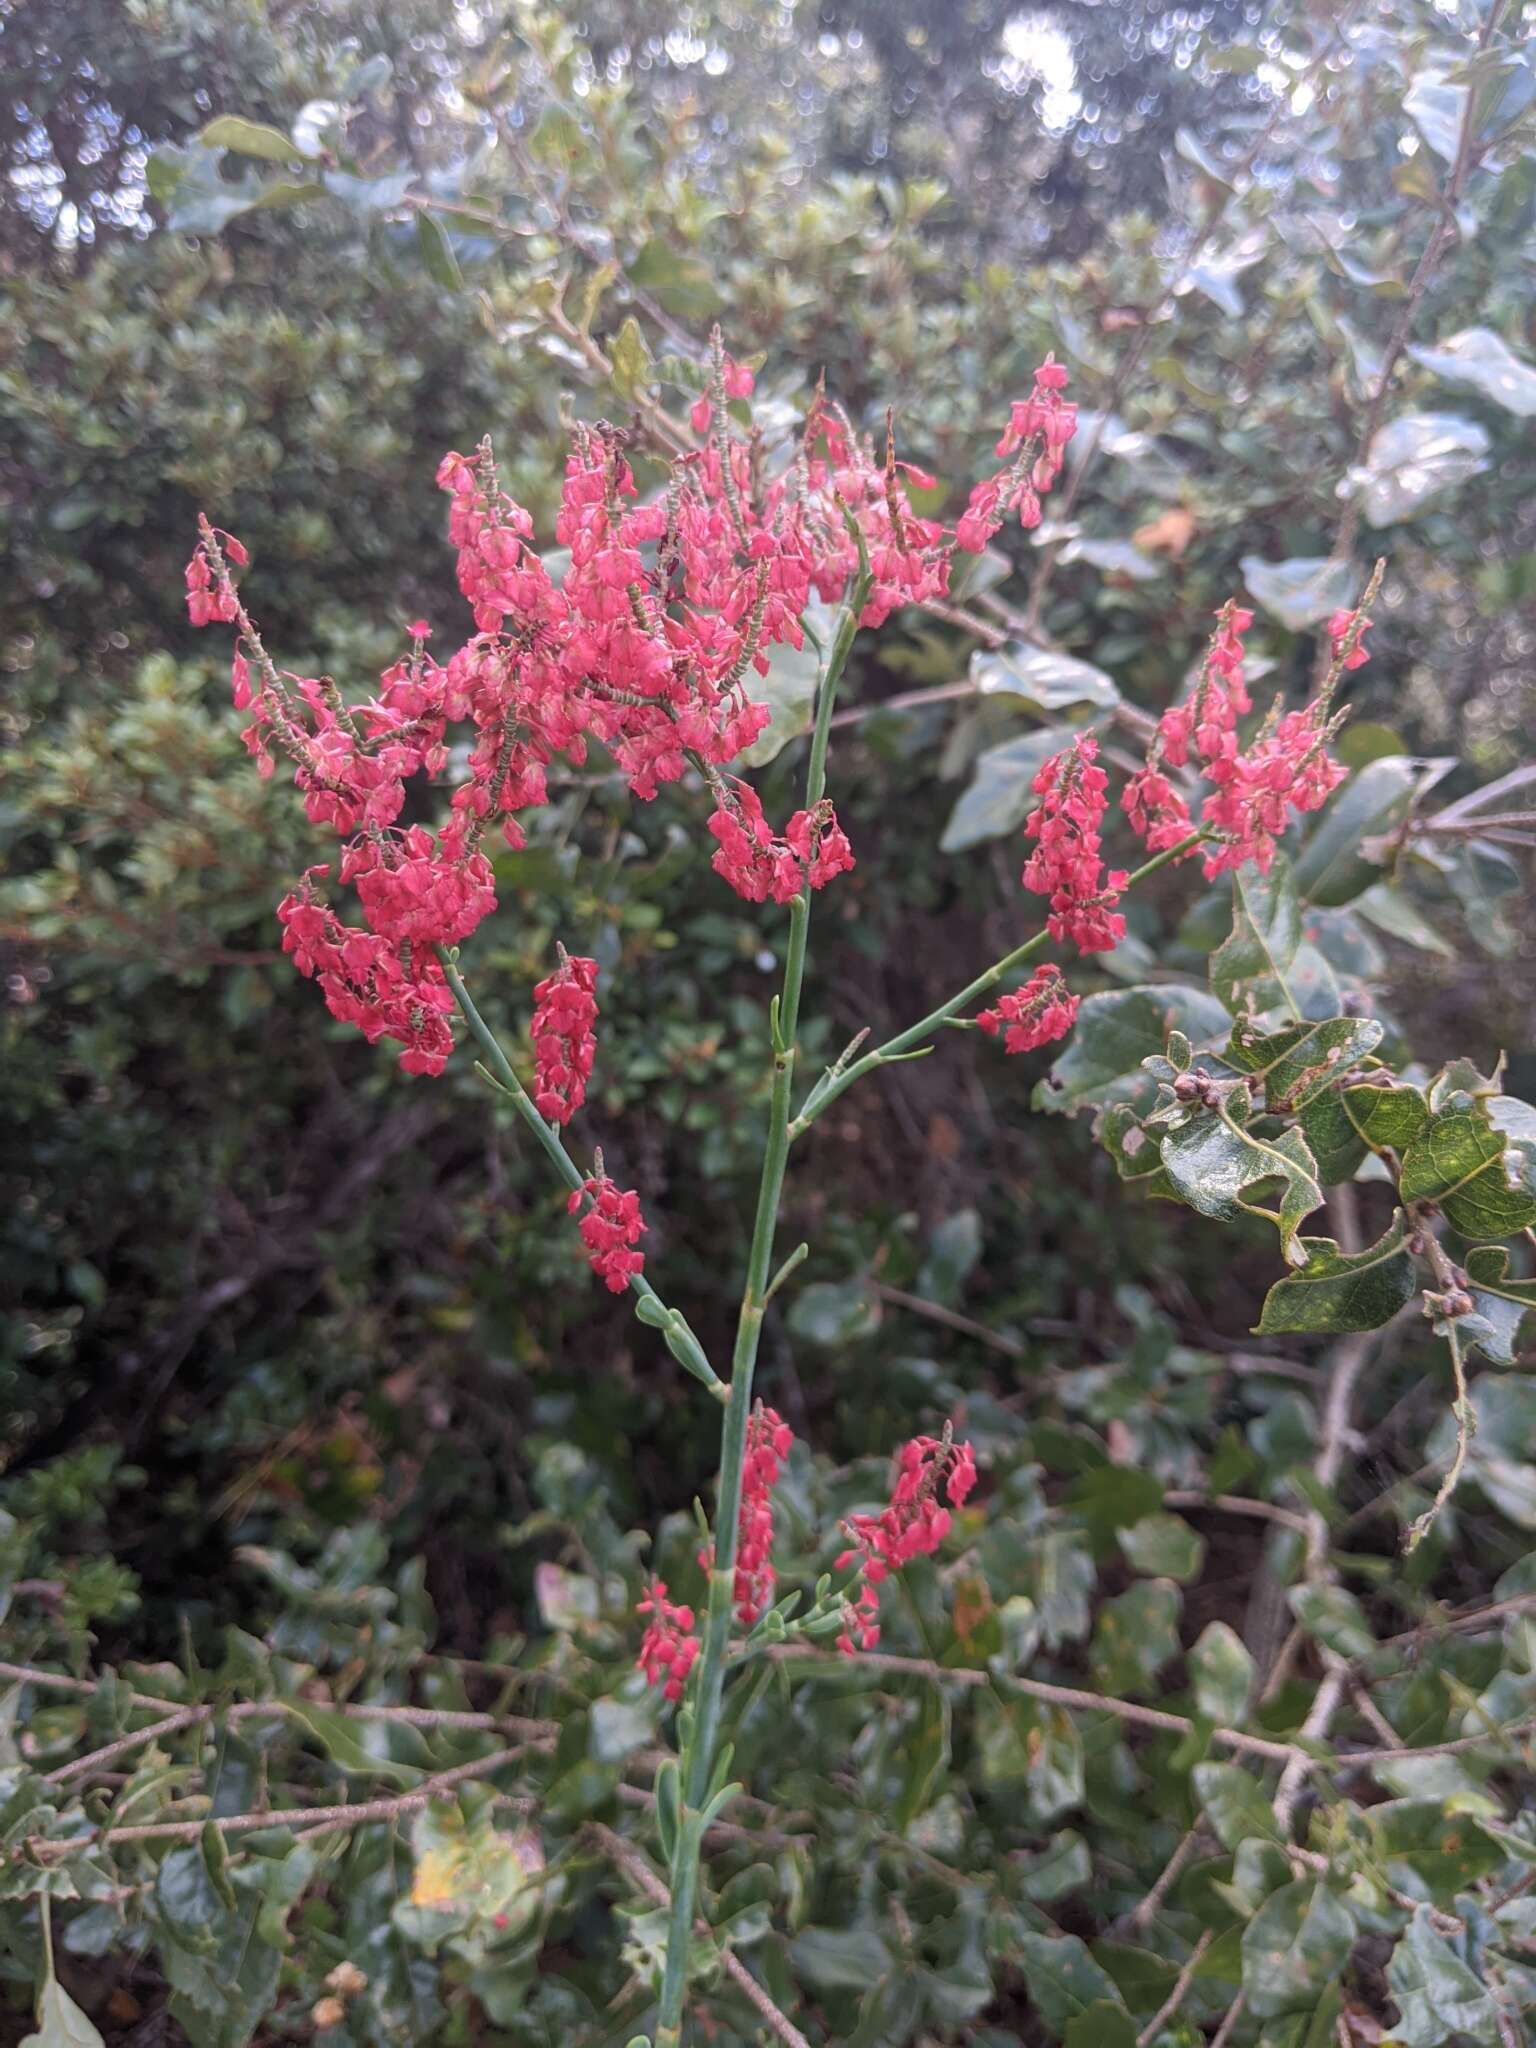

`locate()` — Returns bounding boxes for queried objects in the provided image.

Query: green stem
[436,949,726,1401]
[789,828,1205,1138]
[652,556,870,2044]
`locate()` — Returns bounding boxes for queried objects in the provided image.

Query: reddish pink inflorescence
[1023,734,1129,956]
[836,1432,978,1655]
[976,964,1080,1055]
[569,1170,647,1293]
[1121,597,1362,880]
[637,1581,700,1701]
[727,1402,794,1627]
[187,340,1078,1078]
[530,950,600,1126]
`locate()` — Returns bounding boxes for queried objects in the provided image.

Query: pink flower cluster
[1121,599,1355,880]
[190,338,1078,1072]
[1023,734,1129,955]
[531,950,599,1125]
[700,1402,795,1627]
[975,964,1080,1054]
[634,1418,975,1694]
[689,349,755,435]
[637,1582,700,1701]
[276,870,456,1075]
[707,783,855,905]
[956,358,1078,551]
[1328,606,1372,670]
[569,1169,647,1292]
[836,1433,978,1655]
[184,528,245,623]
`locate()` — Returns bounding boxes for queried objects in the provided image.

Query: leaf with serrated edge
[1398,1107,1536,1239]
[1159,1109,1323,1264]
[1225,1016,1383,1112]
[1462,1245,1536,1363]
[1256,1211,1417,1334]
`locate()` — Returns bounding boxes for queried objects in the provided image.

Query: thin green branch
[438,949,726,1402]
[652,545,871,2044]
[789,828,1205,1138]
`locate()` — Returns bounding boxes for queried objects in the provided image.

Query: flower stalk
[651,540,871,2045]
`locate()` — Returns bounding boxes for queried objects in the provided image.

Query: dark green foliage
[4,0,1536,2042]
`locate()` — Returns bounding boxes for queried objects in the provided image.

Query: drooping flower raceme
[1328,605,1372,671]
[1122,597,1362,879]
[698,1401,795,1630]
[836,1432,978,1655]
[955,356,1078,552]
[975,965,1080,1054]
[569,1170,647,1293]
[637,1582,700,1701]
[530,950,600,1126]
[1022,734,1129,955]
[707,782,855,906]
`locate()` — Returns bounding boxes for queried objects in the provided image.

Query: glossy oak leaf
[1461,1245,1536,1364]
[1224,1015,1383,1113]
[1398,1106,1536,1240]
[1157,1104,1323,1265]
[1255,1210,1418,1334]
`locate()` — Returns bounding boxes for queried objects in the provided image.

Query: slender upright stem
[437,950,725,1400]
[652,563,869,2047]
[790,828,1204,1138]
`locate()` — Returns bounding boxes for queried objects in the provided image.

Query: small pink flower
[976,965,1079,1054]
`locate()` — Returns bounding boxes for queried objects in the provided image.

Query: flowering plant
[148,329,1536,2044]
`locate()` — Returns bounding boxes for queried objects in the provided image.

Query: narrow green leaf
[199,116,304,162]
[284,1701,423,1786]
[609,314,655,403]
[893,1687,950,1831]
[414,210,463,291]
[1292,758,1418,907]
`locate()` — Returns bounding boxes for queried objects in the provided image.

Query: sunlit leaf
[1351,412,1490,526]
[970,642,1120,714]
[1409,326,1536,417]
[1240,556,1357,630]
[1398,1105,1536,1239]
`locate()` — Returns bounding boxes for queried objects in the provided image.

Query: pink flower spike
[1021,734,1127,956]
[570,1169,647,1292]
[976,964,1079,1055]
[636,1581,700,1701]
[835,1429,977,1655]
[1327,607,1372,670]
[531,950,599,1125]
